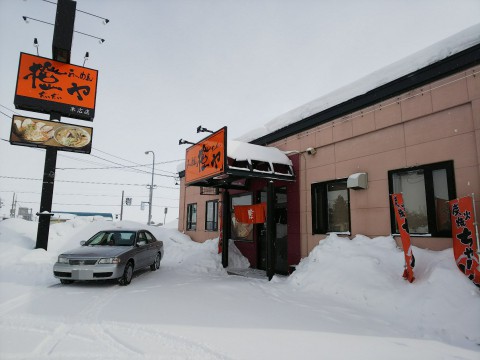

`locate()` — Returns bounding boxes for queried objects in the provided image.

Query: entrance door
[257,187,288,274]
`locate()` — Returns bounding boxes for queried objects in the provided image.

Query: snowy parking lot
[0,217,479,359]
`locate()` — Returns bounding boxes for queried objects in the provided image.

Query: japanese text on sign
[185,127,226,185]
[14,53,98,121]
[449,196,480,288]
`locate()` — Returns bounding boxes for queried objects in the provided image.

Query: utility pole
[120,190,124,221]
[35,0,76,250]
[145,151,155,225]
[10,193,16,218]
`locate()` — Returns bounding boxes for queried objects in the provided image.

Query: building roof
[238,23,480,145]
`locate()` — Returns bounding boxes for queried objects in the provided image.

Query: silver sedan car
[53,229,164,285]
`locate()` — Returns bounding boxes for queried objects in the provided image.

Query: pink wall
[273,65,480,255]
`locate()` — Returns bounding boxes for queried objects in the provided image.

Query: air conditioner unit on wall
[347,173,368,190]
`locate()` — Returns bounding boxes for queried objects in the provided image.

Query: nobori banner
[185,127,227,185]
[10,115,93,154]
[14,53,98,121]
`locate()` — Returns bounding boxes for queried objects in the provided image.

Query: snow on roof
[228,140,292,165]
[236,23,480,142]
[176,140,292,173]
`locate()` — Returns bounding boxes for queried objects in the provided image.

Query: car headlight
[58,256,69,264]
[98,257,121,264]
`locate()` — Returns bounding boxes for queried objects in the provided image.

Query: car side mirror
[80,241,86,246]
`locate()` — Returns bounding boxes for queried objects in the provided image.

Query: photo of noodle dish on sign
[11,116,92,150]
[13,118,54,143]
[54,125,91,148]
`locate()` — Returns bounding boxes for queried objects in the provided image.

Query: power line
[57,158,180,174]
[17,200,178,208]
[0,135,180,178]
[91,147,178,175]
[0,175,179,189]
[0,104,20,115]
[0,110,12,118]
[0,190,179,200]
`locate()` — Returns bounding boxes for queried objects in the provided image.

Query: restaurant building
[178,25,480,277]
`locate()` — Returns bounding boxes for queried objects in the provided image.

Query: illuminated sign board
[10,115,93,154]
[14,53,98,121]
[185,127,227,185]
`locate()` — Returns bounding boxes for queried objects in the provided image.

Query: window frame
[186,203,197,231]
[311,179,351,235]
[388,160,456,237]
[205,200,219,231]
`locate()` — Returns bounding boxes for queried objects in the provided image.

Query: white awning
[177,140,294,180]
[227,140,294,178]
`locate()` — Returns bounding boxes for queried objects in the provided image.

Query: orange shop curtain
[234,203,267,224]
[390,193,416,283]
[449,196,480,288]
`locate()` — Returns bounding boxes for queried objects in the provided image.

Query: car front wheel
[119,261,134,286]
[150,253,161,271]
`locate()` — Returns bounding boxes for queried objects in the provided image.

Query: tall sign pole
[35,0,77,250]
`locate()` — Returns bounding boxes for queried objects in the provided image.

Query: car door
[144,231,158,265]
[135,231,150,268]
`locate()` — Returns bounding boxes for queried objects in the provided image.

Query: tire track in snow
[33,284,140,358]
[1,283,233,360]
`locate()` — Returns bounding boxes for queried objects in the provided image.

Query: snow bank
[0,218,249,282]
[0,218,479,356]
[286,233,480,348]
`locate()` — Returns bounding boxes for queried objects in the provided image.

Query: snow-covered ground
[0,217,478,359]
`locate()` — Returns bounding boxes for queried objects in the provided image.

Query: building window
[311,180,350,234]
[205,200,218,231]
[186,203,197,231]
[231,193,254,241]
[388,160,455,237]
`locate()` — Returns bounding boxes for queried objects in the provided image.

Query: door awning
[181,138,295,189]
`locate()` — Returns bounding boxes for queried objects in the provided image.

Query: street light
[145,150,155,225]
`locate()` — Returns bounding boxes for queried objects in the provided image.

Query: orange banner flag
[391,193,415,283]
[234,203,267,224]
[449,196,480,288]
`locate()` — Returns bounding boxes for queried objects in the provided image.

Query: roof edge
[251,43,480,146]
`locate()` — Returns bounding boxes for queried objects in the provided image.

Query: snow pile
[0,218,479,358]
[0,217,249,281]
[288,234,403,298]
[287,234,480,348]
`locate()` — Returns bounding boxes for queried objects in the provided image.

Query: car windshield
[85,231,136,246]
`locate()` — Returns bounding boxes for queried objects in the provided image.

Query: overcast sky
[1,0,479,224]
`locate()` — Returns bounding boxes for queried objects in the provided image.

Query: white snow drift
[0,217,478,359]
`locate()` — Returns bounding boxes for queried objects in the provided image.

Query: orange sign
[390,193,416,283]
[234,203,267,224]
[449,196,480,288]
[185,127,226,185]
[14,53,98,121]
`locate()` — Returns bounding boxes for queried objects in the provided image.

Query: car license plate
[72,269,93,280]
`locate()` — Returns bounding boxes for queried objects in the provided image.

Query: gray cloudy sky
[1,0,479,224]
